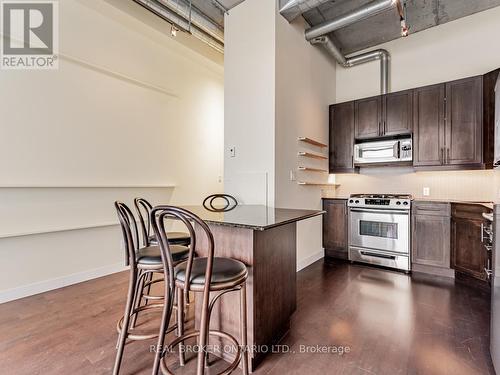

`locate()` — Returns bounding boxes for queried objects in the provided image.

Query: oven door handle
[360,251,397,260]
[349,208,410,215]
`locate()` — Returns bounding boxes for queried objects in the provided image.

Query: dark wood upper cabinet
[384,89,413,136]
[413,84,446,167]
[355,96,381,139]
[322,199,348,260]
[329,102,355,173]
[355,91,413,139]
[483,68,500,168]
[329,71,496,173]
[445,76,483,166]
[451,203,490,281]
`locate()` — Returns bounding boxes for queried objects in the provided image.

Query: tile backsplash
[324,168,500,202]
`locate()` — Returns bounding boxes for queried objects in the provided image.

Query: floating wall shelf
[298,137,328,148]
[297,152,328,160]
[298,167,328,172]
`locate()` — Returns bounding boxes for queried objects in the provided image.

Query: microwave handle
[394,141,400,159]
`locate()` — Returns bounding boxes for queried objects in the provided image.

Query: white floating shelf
[298,137,328,148]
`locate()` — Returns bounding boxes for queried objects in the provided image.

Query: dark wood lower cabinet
[322,199,348,260]
[451,203,490,281]
[411,202,453,277]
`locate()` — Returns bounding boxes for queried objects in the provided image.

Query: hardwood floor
[0,260,495,375]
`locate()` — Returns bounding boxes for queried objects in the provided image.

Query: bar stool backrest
[203,194,238,212]
[150,206,215,323]
[115,201,140,268]
[134,198,154,247]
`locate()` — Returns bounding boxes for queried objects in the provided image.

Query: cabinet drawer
[412,201,450,217]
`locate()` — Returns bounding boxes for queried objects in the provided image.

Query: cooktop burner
[350,194,413,200]
[348,193,413,210]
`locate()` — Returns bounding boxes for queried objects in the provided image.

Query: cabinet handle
[440,148,444,164]
[378,122,381,136]
[446,148,450,164]
[481,223,484,243]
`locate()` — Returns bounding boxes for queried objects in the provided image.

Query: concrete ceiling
[189,0,244,27]
[301,0,500,55]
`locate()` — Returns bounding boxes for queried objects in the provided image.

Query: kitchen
[1,0,500,374]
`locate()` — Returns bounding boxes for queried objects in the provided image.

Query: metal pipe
[305,0,397,41]
[134,0,224,53]
[311,35,389,94]
[310,36,347,66]
[345,49,390,94]
[156,0,224,44]
[279,0,332,22]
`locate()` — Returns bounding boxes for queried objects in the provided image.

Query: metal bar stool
[135,198,191,247]
[112,202,190,375]
[134,198,192,315]
[151,206,249,375]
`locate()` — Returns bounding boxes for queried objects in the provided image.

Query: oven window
[360,220,398,239]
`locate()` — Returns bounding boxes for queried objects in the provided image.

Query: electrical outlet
[229,146,236,158]
[423,187,430,196]
[290,170,296,181]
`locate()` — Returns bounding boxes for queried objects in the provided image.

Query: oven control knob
[349,200,354,203]
[355,200,359,204]
[396,201,401,205]
[403,201,409,205]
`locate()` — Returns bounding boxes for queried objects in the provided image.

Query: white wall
[0,0,224,302]
[333,6,500,201]
[336,6,500,102]
[275,16,336,269]
[224,0,276,206]
[225,0,336,269]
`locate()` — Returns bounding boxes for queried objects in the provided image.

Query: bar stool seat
[149,231,191,247]
[175,257,247,287]
[137,245,189,266]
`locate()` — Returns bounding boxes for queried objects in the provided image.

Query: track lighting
[170,25,178,37]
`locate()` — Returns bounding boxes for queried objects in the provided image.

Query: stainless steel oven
[348,194,412,272]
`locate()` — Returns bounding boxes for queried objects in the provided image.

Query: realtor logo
[1,0,59,69]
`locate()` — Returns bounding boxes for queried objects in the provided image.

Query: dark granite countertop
[413,199,494,210]
[179,205,324,231]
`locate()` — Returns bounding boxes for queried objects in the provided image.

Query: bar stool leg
[152,287,172,375]
[130,270,146,328]
[143,271,154,307]
[196,292,211,375]
[177,288,186,366]
[240,283,249,375]
[113,269,137,375]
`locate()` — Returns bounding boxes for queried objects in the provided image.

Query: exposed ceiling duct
[280,0,400,94]
[304,0,397,41]
[134,0,225,53]
[279,0,332,22]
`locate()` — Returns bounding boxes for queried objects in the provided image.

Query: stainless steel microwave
[353,137,413,165]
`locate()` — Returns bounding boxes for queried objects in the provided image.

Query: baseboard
[411,263,455,278]
[0,262,127,304]
[297,249,324,272]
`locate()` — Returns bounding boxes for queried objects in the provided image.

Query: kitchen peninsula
[180,205,324,370]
